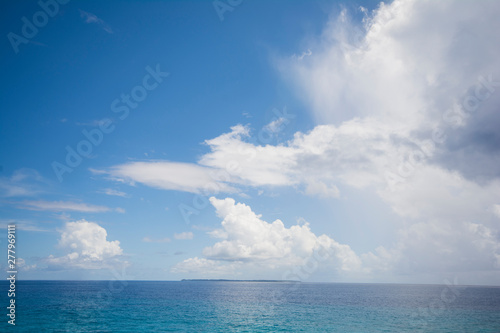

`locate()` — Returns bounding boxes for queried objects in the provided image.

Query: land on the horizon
[181,279,301,283]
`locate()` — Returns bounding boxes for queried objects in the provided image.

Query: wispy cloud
[16,258,37,271]
[174,232,193,240]
[0,219,50,232]
[98,188,128,197]
[293,49,312,60]
[0,168,46,198]
[75,119,110,127]
[79,9,113,34]
[19,200,111,213]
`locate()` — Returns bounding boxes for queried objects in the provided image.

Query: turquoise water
[1,281,499,332]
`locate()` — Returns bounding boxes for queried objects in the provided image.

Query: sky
[1,0,499,285]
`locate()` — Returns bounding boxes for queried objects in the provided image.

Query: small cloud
[174,232,194,240]
[54,213,72,221]
[17,258,37,271]
[174,251,184,256]
[263,117,288,134]
[45,220,126,270]
[20,200,112,213]
[293,49,312,60]
[115,207,126,214]
[143,237,171,243]
[0,219,50,232]
[98,188,128,197]
[88,168,107,175]
[238,192,250,199]
[79,9,113,34]
[0,168,46,198]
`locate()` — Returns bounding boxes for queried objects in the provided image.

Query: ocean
[1,280,499,332]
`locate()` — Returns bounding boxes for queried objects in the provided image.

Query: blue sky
[1,0,500,285]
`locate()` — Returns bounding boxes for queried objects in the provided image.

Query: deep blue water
[1,280,499,332]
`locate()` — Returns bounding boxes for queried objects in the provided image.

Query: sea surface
[1,280,500,332]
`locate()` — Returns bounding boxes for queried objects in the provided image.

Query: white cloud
[198,119,403,195]
[16,258,37,271]
[46,220,126,270]
[101,161,237,194]
[79,9,113,33]
[20,200,112,213]
[281,0,500,183]
[205,197,360,271]
[102,118,423,202]
[174,232,193,240]
[102,120,397,198]
[263,117,287,134]
[99,188,128,197]
[0,168,45,197]
[293,49,312,60]
[0,219,49,232]
[200,125,296,187]
[171,197,361,278]
[282,1,500,127]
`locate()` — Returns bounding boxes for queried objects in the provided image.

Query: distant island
[181,279,300,283]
